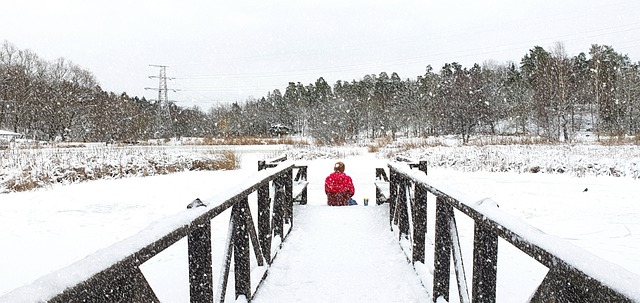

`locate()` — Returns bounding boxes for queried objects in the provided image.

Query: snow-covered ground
[1,144,639,302]
[397,143,640,178]
[253,205,431,303]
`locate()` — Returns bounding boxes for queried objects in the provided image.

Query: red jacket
[325,172,355,206]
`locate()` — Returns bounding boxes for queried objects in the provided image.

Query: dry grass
[191,150,239,171]
[195,135,308,146]
[376,137,449,154]
[384,136,563,152]
[367,136,394,152]
[469,135,554,146]
[312,136,349,146]
[53,143,88,148]
[4,174,42,192]
[399,138,449,149]
[286,146,363,160]
[280,137,310,146]
[598,135,640,146]
[1,147,240,193]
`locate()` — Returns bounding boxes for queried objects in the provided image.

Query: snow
[0,130,20,136]
[392,162,640,301]
[1,145,639,302]
[397,144,640,178]
[253,205,430,303]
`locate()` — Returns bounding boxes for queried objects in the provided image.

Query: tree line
[0,41,212,142]
[231,42,639,144]
[2,40,639,144]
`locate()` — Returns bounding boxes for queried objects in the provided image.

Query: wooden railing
[1,156,308,303]
[376,160,640,303]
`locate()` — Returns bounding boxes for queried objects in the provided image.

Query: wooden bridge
[1,156,639,303]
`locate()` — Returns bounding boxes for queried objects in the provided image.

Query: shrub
[191,151,238,171]
[0,147,240,193]
[192,135,307,146]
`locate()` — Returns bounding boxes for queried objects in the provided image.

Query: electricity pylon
[146,65,173,139]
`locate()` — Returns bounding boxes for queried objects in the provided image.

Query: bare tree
[589,44,628,137]
[550,42,574,141]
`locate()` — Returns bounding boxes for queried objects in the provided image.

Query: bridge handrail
[378,161,640,303]
[1,160,303,303]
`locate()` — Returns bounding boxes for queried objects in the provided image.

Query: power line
[158,1,640,105]
[164,1,640,72]
[168,20,640,85]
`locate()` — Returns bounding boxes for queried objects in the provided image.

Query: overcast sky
[2,0,639,110]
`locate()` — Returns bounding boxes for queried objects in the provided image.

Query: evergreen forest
[1,41,639,144]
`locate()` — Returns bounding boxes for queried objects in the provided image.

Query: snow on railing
[376,160,640,303]
[0,156,308,303]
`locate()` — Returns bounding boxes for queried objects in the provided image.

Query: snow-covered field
[1,143,639,302]
[397,143,640,178]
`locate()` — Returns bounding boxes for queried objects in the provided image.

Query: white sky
[1,0,639,110]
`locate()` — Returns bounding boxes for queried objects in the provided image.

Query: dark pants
[326,192,351,206]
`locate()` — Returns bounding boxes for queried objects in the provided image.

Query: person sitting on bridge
[325,161,356,206]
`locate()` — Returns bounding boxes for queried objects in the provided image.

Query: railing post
[297,166,308,205]
[272,176,285,241]
[376,167,390,182]
[188,219,213,303]
[413,184,427,264]
[233,198,251,299]
[285,168,293,226]
[433,196,452,302]
[300,185,308,205]
[388,168,398,227]
[418,160,428,175]
[397,178,409,239]
[257,175,272,264]
[413,161,427,264]
[471,223,498,303]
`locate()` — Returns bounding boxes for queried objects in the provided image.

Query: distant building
[0,130,21,149]
[270,124,291,137]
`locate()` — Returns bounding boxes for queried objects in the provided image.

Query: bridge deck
[253,157,430,302]
[253,205,430,302]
